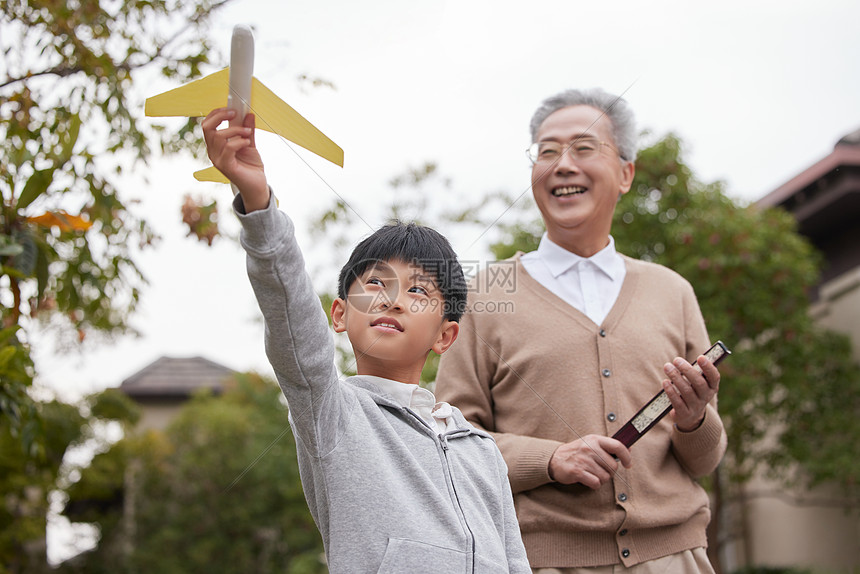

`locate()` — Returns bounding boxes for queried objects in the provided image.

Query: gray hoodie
[236,195,530,573]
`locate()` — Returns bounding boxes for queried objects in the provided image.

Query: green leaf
[16,167,56,211]
[0,346,16,369]
[58,113,82,164]
[35,241,50,301]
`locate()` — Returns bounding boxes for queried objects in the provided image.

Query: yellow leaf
[26,211,94,232]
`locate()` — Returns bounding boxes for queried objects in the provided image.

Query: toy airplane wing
[145,71,344,178]
[191,165,231,184]
[145,71,343,167]
[144,67,233,119]
[248,77,344,167]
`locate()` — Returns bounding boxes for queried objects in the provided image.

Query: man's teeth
[552,186,586,197]
[377,322,398,329]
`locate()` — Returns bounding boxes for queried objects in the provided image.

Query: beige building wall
[737,266,860,573]
[811,268,860,362]
[133,400,186,432]
[742,478,860,572]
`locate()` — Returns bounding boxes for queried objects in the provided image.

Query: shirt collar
[536,233,625,282]
[364,375,419,408]
[363,375,440,412]
[364,375,452,429]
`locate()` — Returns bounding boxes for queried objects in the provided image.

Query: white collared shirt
[520,233,626,325]
[366,376,455,434]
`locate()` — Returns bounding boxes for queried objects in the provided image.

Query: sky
[31,0,860,402]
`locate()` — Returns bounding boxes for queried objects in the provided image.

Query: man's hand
[548,435,633,489]
[201,108,268,212]
[662,355,720,432]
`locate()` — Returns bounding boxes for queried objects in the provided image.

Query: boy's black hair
[337,222,467,322]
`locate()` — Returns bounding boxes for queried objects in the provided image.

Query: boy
[201,108,530,573]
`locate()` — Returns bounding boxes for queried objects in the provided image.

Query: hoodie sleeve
[234,192,347,455]
[495,448,532,572]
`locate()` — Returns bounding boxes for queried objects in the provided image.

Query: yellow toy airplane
[145,25,343,186]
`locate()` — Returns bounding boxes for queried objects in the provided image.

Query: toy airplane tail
[145,26,343,183]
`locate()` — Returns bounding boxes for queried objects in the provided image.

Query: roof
[756,127,860,290]
[120,356,237,399]
[757,141,860,210]
[756,128,860,236]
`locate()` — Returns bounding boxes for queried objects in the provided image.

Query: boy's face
[331,259,459,384]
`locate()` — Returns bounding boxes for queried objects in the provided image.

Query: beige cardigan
[435,254,727,568]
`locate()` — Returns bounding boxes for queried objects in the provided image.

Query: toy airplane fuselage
[227,25,253,128]
[145,25,343,185]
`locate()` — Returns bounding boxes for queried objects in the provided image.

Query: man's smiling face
[530,105,635,257]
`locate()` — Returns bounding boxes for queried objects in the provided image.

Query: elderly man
[435,88,726,573]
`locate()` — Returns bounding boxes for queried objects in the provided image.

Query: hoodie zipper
[404,406,478,573]
[440,431,477,573]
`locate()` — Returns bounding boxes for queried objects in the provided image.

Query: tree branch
[2,0,235,91]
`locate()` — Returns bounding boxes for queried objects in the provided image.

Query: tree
[1,0,232,455]
[607,133,859,495]
[0,388,139,573]
[612,134,860,569]
[2,2,236,570]
[59,374,325,574]
[1,398,86,573]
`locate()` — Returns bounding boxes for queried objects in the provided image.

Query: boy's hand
[201,108,269,212]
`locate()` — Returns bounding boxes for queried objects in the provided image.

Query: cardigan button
[607,413,617,422]
[619,528,628,536]
[602,369,611,377]
[599,329,606,337]
[622,549,630,558]
[618,493,628,503]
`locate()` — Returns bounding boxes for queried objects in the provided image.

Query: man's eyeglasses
[526,138,620,165]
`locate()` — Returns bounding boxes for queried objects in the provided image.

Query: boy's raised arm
[201,107,343,445]
[201,108,269,212]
